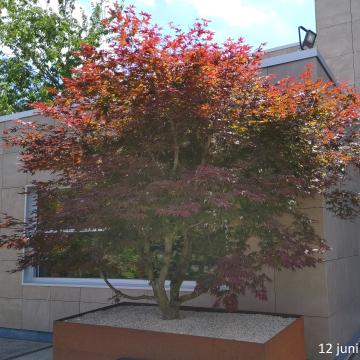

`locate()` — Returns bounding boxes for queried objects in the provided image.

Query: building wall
[316,0,360,356]
[322,174,360,350]
[316,0,360,89]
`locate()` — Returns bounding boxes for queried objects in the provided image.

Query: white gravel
[69,305,296,343]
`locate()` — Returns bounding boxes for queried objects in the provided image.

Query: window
[22,185,195,291]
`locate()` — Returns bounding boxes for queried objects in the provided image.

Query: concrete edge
[0,110,39,123]
[261,47,336,82]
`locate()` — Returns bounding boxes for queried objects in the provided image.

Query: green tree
[0,0,107,115]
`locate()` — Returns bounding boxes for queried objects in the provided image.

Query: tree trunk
[152,281,180,320]
[160,302,180,320]
[149,233,192,320]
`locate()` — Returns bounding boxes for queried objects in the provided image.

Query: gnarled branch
[179,287,208,303]
[158,235,174,285]
[170,231,192,304]
[101,272,155,302]
[201,135,212,165]
[170,120,179,173]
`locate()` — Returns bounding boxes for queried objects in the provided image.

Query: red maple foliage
[1,6,359,319]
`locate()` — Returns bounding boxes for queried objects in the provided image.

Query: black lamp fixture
[298,26,317,50]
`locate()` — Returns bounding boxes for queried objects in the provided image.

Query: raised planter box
[53,303,305,360]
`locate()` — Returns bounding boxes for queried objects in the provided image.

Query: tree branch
[179,287,207,303]
[143,238,154,284]
[101,272,155,302]
[201,135,212,165]
[297,206,325,210]
[170,120,179,173]
[170,231,192,304]
[158,235,174,285]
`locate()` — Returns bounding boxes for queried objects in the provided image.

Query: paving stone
[11,347,53,360]
[0,338,51,360]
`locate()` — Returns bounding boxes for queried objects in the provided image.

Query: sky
[117,0,316,50]
[38,0,316,50]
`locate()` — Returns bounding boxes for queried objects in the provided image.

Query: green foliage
[0,0,107,115]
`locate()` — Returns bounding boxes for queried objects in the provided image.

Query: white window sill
[22,272,196,291]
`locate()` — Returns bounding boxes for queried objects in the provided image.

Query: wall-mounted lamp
[298,26,317,50]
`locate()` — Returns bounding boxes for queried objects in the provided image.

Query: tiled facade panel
[316,1,360,359]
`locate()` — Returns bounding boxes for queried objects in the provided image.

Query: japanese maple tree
[1,6,359,319]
